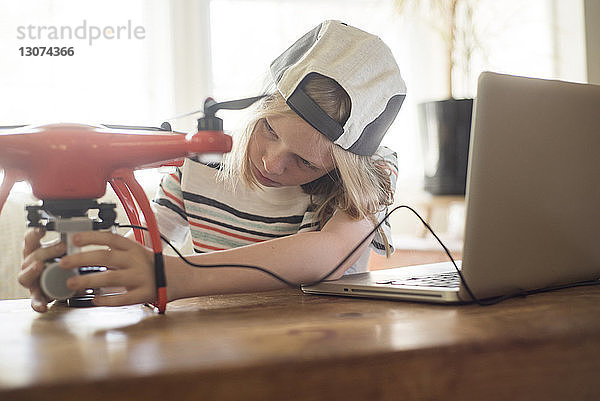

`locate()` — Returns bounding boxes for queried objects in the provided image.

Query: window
[207,0,585,194]
[0,0,587,212]
[0,0,175,192]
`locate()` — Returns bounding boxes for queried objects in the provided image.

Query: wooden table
[1,286,599,401]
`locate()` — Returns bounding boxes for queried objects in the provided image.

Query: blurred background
[0,0,598,297]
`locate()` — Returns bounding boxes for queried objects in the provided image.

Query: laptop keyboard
[376,271,461,288]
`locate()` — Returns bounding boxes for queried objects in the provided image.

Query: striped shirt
[153,146,397,274]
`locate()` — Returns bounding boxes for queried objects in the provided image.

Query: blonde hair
[220,74,395,254]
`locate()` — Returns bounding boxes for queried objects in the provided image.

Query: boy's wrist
[163,255,181,303]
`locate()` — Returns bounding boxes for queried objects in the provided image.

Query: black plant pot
[418,98,473,195]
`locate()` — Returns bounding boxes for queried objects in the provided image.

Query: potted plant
[396,0,482,195]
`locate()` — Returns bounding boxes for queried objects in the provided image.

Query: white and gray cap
[270,20,407,156]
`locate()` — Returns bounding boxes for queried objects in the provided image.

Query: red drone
[0,96,262,313]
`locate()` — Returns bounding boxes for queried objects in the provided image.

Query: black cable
[119,224,304,288]
[119,205,413,289]
[385,205,481,303]
[117,205,600,306]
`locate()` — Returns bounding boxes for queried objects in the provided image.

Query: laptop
[302,71,600,304]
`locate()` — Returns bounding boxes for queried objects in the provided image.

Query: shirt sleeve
[152,167,190,249]
[370,146,398,256]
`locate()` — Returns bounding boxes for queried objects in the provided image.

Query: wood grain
[1,285,599,401]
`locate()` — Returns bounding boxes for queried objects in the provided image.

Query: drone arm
[0,169,21,215]
[109,178,145,245]
[112,169,168,314]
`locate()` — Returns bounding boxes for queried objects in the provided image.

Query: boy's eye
[263,119,318,170]
[264,120,277,137]
[299,157,317,170]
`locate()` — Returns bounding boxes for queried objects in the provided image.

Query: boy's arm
[164,210,376,301]
[60,210,377,306]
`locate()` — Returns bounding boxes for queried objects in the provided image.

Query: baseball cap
[270,20,406,156]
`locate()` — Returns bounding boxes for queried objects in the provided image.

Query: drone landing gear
[26,199,117,308]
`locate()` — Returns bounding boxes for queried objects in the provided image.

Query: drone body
[0,121,232,313]
[0,122,231,201]
[0,95,263,313]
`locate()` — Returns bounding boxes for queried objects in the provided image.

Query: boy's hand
[19,228,66,313]
[59,232,156,307]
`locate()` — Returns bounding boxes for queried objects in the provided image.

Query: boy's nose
[262,149,287,176]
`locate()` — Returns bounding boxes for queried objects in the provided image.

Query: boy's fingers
[23,228,46,257]
[30,288,51,313]
[60,249,134,272]
[18,260,45,288]
[71,231,136,250]
[67,269,147,293]
[21,242,66,271]
[92,289,151,307]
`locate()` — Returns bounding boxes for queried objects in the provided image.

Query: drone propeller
[169,95,265,120]
[0,123,175,132]
[94,95,266,133]
[204,95,266,116]
[0,125,27,129]
[0,95,264,135]
[102,123,173,131]
[199,95,266,131]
